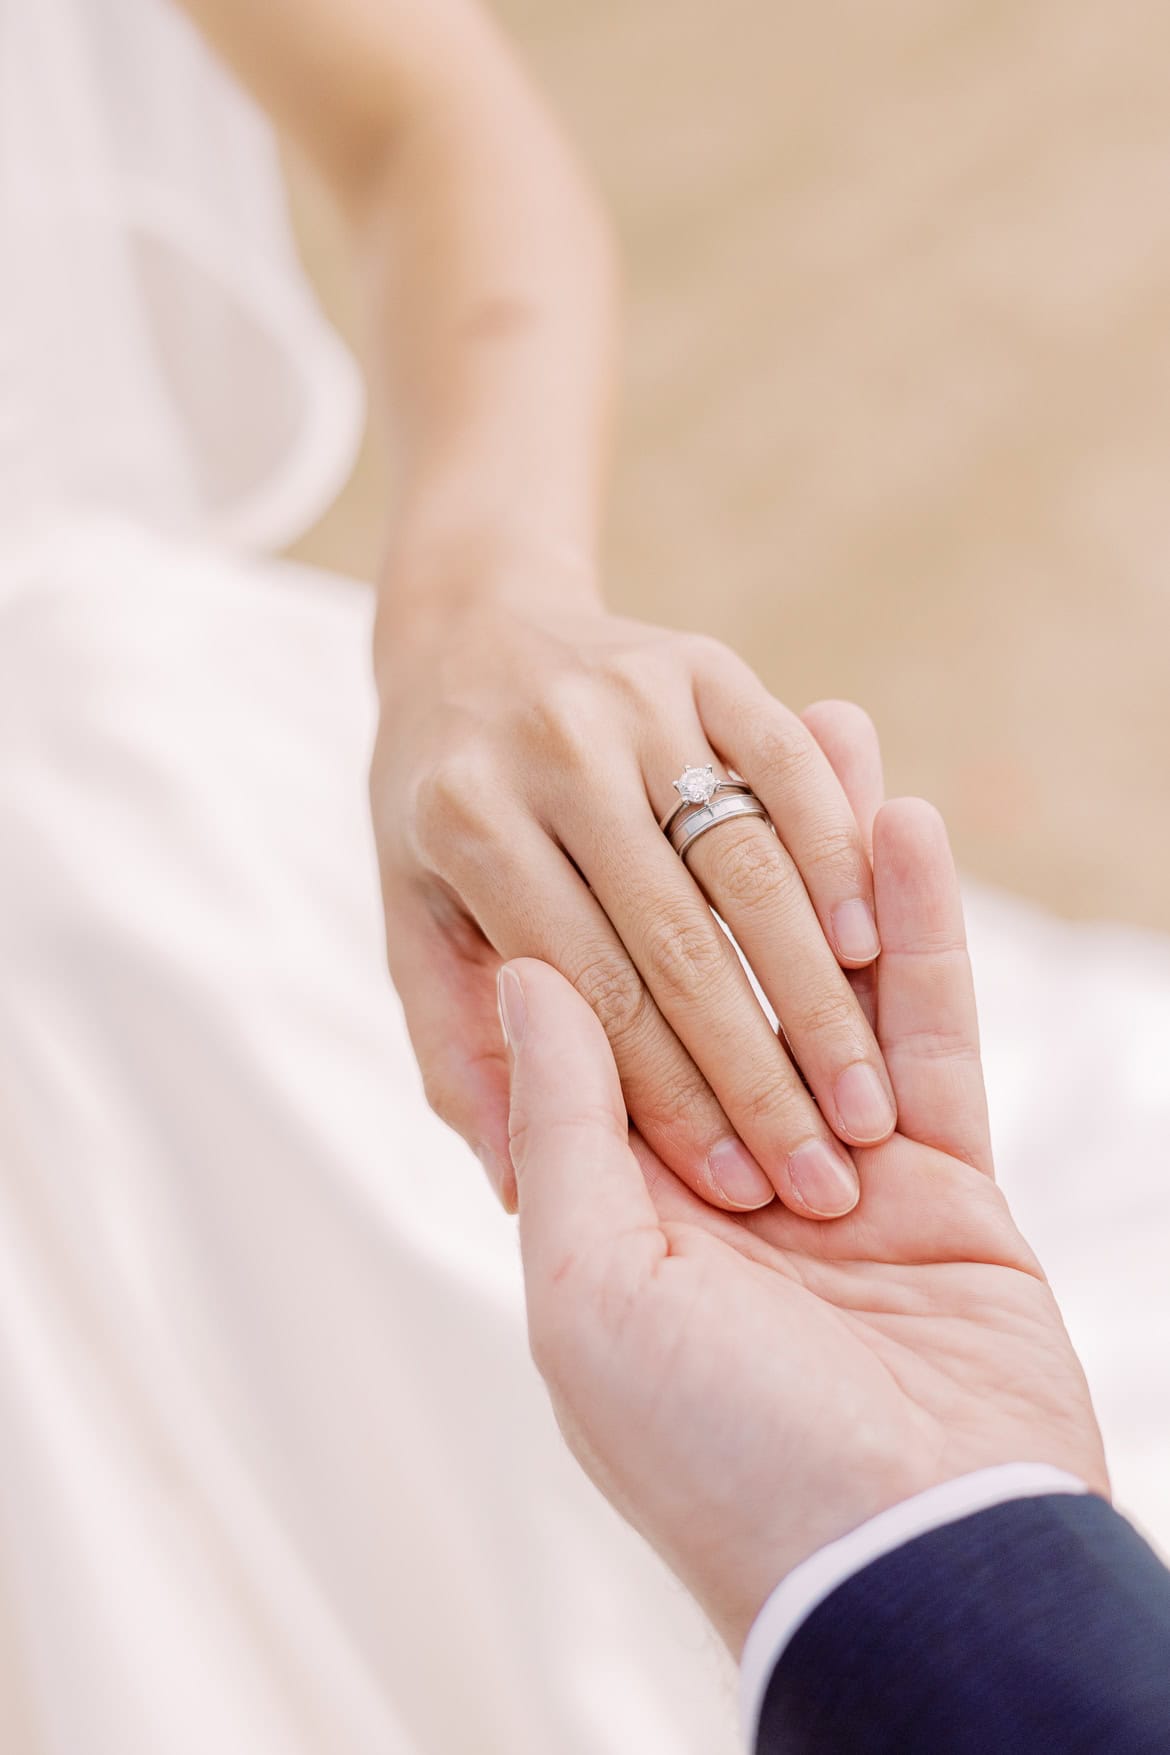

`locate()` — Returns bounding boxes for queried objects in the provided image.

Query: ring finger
[563,784,865,1218]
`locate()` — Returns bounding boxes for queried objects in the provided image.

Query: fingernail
[832,899,880,963]
[707,1138,775,1210]
[497,966,527,1050]
[834,1061,896,1143]
[788,1139,860,1217]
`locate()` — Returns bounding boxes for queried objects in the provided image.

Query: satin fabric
[0,1,1166,1749]
[0,518,742,1753]
[0,5,741,1744]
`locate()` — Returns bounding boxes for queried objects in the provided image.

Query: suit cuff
[739,1463,1089,1746]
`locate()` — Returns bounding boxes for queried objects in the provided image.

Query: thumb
[872,798,993,1175]
[500,959,662,1298]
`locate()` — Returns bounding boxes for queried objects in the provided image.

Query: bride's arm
[178,0,894,1223]
[181,0,614,583]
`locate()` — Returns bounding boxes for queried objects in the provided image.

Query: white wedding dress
[0,4,1166,1752]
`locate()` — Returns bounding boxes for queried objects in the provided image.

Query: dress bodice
[0,0,363,550]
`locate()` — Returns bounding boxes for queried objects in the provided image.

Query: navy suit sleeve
[756,1494,1170,1755]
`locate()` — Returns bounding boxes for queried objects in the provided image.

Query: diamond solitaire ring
[658,765,752,834]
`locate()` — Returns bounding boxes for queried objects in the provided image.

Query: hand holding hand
[373,593,894,1218]
[501,797,1108,1654]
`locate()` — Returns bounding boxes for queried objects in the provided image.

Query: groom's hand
[500,798,1109,1654]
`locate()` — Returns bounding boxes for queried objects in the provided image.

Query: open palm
[505,799,1108,1654]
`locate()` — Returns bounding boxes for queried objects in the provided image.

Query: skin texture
[176,0,895,1219]
[375,625,894,1219]
[503,798,1110,1657]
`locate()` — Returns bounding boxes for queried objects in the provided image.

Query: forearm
[356,83,618,645]
[177,0,618,642]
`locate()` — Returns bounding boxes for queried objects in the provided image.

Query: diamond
[674,764,717,806]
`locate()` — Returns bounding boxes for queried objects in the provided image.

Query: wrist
[373,513,605,686]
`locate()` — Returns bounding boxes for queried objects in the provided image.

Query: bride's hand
[371,591,895,1218]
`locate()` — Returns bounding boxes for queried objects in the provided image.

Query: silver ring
[669,792,772,865]
[658,764,752,834]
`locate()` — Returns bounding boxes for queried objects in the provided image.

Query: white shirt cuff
[739,1463,1090,1747]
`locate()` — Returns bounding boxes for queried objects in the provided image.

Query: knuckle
[635,1063,715,1138]
[412,751,505,866]
[889,1021,980,1063]
[572,951,651,1046]
[412,753,491,855]
[790,983,862,1042]
[531,673,600,758]
[676,630,730,677]
[749,715,818,792]
[801,820,865,885]
[690,630,744,680]
[737,1069,806,1135]
[606,627,714,690]
[639,910,727,1005]
[603,642,660,697]
[707,823,785,912]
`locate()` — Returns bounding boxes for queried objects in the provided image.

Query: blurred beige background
[290,0,1170,933]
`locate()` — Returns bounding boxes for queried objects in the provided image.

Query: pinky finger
[383,886,516,1210]
[801,699,885,855]
[803,699,885,1030]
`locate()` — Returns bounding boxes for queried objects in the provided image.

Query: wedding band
[658,764,752,834]
[669,792,772,865]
